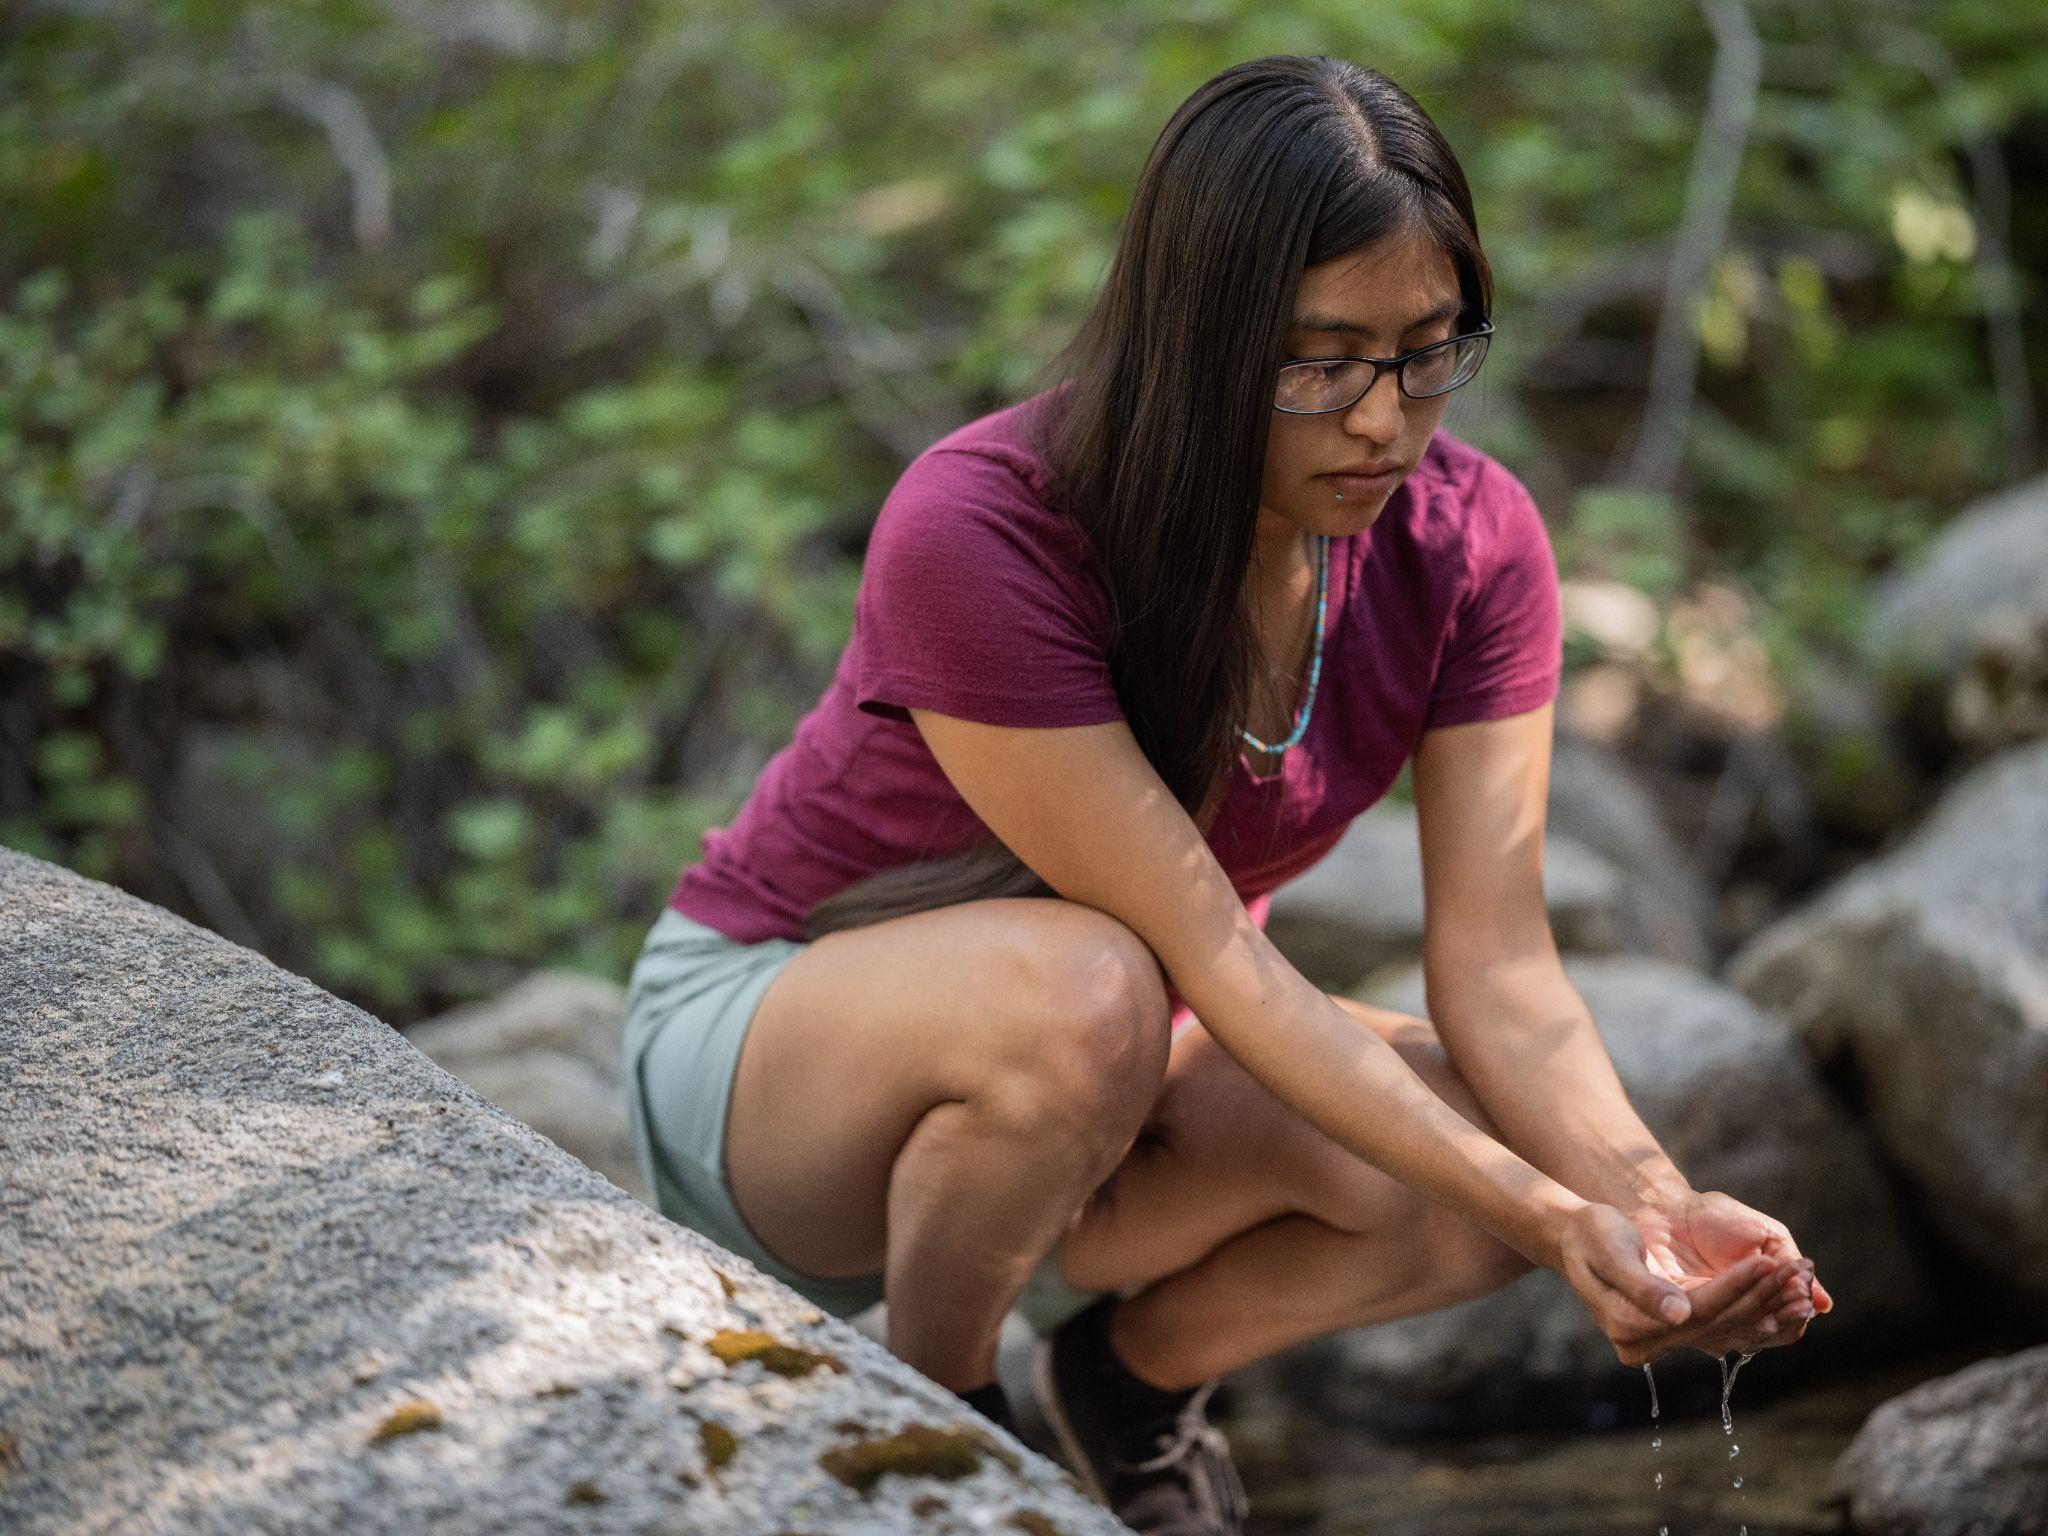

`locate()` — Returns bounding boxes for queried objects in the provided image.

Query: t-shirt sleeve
[1423,461,1564,730]
[853,448,1125,728]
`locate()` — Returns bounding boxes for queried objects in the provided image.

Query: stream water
[1161,1333,2007,1534]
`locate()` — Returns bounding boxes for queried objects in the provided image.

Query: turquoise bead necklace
[1239,529,1331,757]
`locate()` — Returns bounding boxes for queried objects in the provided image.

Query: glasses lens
[1274,358,1375,413]
[1401,333,1488,398]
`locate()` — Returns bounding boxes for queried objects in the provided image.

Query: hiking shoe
[1032,1304,1250,1535]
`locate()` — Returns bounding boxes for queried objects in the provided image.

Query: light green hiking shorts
[622,905,1109,1336]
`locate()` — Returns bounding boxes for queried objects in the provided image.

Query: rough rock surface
[1544,734,1717,966]
[1267,953,1932,1433]
[1265,784,1708,996]
[0,848,1123,1536]
[1865,473,2048,751]
[1830,1346,2048,1535]
[1725,737,2048,1305]
[406,971,650,1207]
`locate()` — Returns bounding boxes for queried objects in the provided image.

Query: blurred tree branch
[1618,0,1762,494]
[1858,16,2037,479]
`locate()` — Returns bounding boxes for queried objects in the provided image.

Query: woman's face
[1256,229,1467,550]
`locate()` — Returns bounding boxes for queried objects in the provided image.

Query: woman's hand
[1551,1200,1822,1368]
[1633,1189,1832,1354]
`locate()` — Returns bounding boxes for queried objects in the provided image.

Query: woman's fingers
[1719,1254,1828,1353]
[1686,1259,1784,1347]
[1650,1253,1772,1333]
[1696,1261,1796,1352]
[1607,1255,1773,1364]
[1587,1217,1697,1328]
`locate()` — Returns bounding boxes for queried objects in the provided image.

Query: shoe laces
[1115,1379,1249,1524]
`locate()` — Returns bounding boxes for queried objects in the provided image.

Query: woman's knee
[978,904,1173,1147]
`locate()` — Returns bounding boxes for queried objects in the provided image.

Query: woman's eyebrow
[1290,297,1461,336]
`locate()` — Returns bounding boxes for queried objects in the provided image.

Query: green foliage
[0,0,2040,1017]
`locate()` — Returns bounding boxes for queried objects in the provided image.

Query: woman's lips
[1322,467,1402,496]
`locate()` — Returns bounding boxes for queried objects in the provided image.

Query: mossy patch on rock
[369,1399,442,1443]
[699,1419,739,1468]
[818,1422,987,1493]
[910,1494,950,1516]
[1009,1511,1063,1536]
[705,1327,846,1378]
[564,1480,606,1505]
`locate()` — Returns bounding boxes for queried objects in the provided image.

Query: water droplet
[1718,1349,1756,1436]
[1655,1471,1663,1489]
[1651,1436,1661,1450]
[1734,1475,1744,1489]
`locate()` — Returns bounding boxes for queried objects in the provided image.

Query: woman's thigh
[720,895,1174,1284]
[1052,994,1510,1296]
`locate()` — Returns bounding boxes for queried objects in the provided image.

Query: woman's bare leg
[1055,997,1536,1390]
[721,897,1173,1393]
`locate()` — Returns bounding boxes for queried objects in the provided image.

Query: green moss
[700,1419,739,1468]
[1010,1512,1062,1536]
[369,1399,442,1443]
[705,1327,846,1378]
[818,1422,985,1493]
[564,1480,607,1505]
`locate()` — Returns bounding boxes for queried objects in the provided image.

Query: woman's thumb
[1620,1235,1690,1324]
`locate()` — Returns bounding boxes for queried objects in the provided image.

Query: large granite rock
[1830,1346,2048,1535]
[406,971,649,1207]
[1865,472,2048,752]
[1725,736,2048,1306]
[1266,954,1932,1433]
[1545,734,1717,965]
[1265,748,1712,996]
[0,848,1122,1536]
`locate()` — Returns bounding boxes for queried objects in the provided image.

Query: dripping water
[1720,1349,1759,1536]
[1644,1362,1666,1532]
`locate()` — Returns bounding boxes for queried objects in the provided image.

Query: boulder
[1545,733,1717,966]
[0,848,1121,1535]
[407,971,649,1206]
[1266,953,1932,1433]
[1830,1346,2048,1535]
[1725,736,2048,1305]
[1865,472,2048,752]
[1265,769,1710,996]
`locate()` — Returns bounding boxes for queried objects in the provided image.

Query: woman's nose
[1340,366,1405,436]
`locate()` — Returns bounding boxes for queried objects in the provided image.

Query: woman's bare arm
[908,705,1591,1273]
[1411,702,1692,1214]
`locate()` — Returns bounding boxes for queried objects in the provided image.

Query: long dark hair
[804,53,1494,941]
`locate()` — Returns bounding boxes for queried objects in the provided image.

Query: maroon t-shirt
[670,389,1562,1027]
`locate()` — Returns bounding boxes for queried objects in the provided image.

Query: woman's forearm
[1170,925,1590,1270]
[1425,957,1691,1213]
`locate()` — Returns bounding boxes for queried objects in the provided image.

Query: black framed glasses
[1273,321,1494,414]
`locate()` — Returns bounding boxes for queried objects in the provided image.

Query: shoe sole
[1031,1334,1112,1508]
